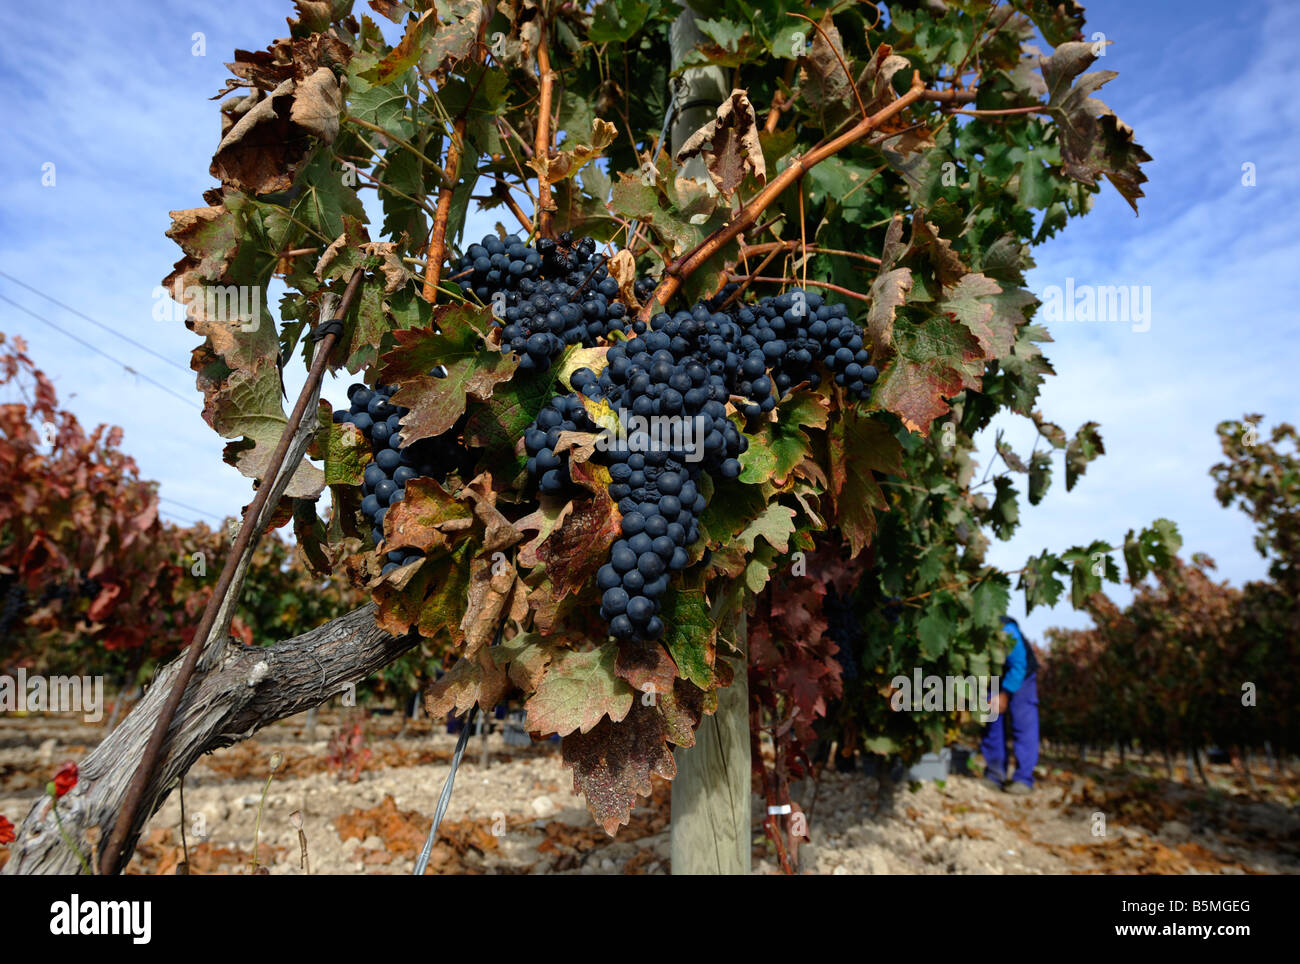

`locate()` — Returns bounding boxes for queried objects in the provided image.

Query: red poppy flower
[52,762,78,798]
[0,815,15,845]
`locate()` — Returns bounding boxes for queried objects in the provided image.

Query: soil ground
[2,709,1297,875]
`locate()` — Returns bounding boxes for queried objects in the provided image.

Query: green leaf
[380,306,516,444]
[212,359,325,499]
[1028,451,1052,505]
[319,405,372,486]
[990,477,1020,540]
[347,55,416,141]
[735,503,797,554]
[699,477,768,549]
[969,577,1011,630]
[660,587,716,690]
[525,644,634,737]
[739,390,828,486]
[1065,421,1104,491]
[589,0,651,43]
[465,364,563,477]
[1061,540,1119,608]
[360,9,436,84]
[917,602,956,661]
[491,632,556,692]
[1018,551,1069,614]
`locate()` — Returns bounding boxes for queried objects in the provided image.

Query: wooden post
[670,628,750,874]
[665,3,750,876]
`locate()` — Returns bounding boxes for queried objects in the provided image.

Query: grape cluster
[823,587,860,681]
[526,303,766,642]
[454,232,628,372]
[709,286,879,410]
[333,382,462,575]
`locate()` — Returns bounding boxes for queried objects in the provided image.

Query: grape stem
[639,73,927,322]
[534,16,557,238]
[740,241,882,267]
[421,13,492,301]
[724,273,870,302]
[493,177,535,234]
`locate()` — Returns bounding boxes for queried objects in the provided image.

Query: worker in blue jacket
[980,616,1039,794]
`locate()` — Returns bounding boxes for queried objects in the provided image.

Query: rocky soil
[2,710,1297,875]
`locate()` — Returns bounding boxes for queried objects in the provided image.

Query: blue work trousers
[980,673,1039,787]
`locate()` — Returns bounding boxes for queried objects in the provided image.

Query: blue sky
[0,1,1296,643]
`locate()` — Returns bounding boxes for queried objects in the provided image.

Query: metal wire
[413,613,512,876]
[414,704,477,876]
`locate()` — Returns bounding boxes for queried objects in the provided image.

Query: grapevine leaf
[1062,540,1121,608]
[999,323,1056,415]
[460,553,519,659]
[381,307,516,443]
[361,10,434,84]
[423,0,485,74]
[317,401,371,486]
[874,312,987,435]
[1018,551,1069,614]
[382,476,475,554]
[491,632,556,692]
[525,643,634,737]
[990,477,1020,540]
[941,272,1034,359]
[615,642,679,700]
[735,503,796,554]
[675,90,766,199]
[738,390,828,486]
[1064,421,1104,491]
[659,587,716,690]
[537,461,622,600]
[465,364,565,479]
[561,700,676,835]
[827,409,902,557]
[530,118,618,183]
[212,363,326,499]
[866,266,913,356]
[1023,0,1087,46]
[1027,451,1052,505]
[969,577,1011,630]
[424,655,482,718]
[589,0,651,43]
[917,603,955,661]
[657,680,704,747]
[698,474,767,549]
[1040,42,1151,212]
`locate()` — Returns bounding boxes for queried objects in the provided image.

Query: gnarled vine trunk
[3,605,412,875]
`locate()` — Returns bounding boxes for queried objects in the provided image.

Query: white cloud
[975,0,1300,640]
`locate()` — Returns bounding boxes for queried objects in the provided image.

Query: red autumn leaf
[87,582,122,623]
[0,815,15,845]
